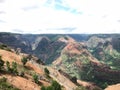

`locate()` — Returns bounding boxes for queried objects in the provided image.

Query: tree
[46,86,53,90]
[37,59,44,65]
[41,80,61,90]
[33,73,39,84]
[0,56,4,71]
[44,68,49,75]
[41,86,46,90]
[21,57,27,66]
[6,61,18,75]
[11,62,18,74]
[70,76,77,83]
[6,61,11,72]
[51,80,61,90]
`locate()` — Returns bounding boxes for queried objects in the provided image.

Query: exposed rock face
[53,41,97,78]
[53,39,120,89]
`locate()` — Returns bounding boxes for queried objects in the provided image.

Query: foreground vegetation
[0,77,19,90]
[41,80,61,90]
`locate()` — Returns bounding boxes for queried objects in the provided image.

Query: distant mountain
[86,35,120,70]
[0,33,90,64]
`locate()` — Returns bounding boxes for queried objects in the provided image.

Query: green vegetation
[60,53,94,80]
[33,73,39,84]
[41,80,61,90]
[41,86,46,90]
[51,80,61,90]
[92,46,120,70]
[0,77,19,90]
[75,86,86,90]
[5,61,18,75]
[44,67,51,79]
[64,36,69,40]
[21,57,28,66]
[0,56,4,71]
[11,62,18,75]
[37,58,44,65]
[6,61,11,73]
[93,81,108,89]
[0,44,12,52]
[44,68,49,75]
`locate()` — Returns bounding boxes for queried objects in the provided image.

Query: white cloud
[0,0,120,34]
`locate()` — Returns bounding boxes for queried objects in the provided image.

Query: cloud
[0,0,120,34]
[117,20,120,22]
[46,27,76,33]
[12,29,24,33]
[22,5,39,11]
[0,0,4,3]
[0,20,6,23]
[0,11,6,14]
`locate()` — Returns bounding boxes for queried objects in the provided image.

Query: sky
[0,0,120,34]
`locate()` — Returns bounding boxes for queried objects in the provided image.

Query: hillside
[0,44,88,90]
[0,33,120,90]
[0,48,51,90]
[53,36,120,89]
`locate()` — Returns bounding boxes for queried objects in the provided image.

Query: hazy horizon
[0,0,120,34]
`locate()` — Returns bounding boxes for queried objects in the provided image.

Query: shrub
[0,77,20,90]
[41,86,53,90]
[6,61,18,75]
[46,86,54,90]
[44,68,49,75]
[41,80,61,90]
[6,61,11,72]
[41,86,46,90]
[70,76,77,83]
[33,73,39,84]
[21,57,27,66]
[51,80,61,90]
[0,56,4,71]
[11,62,18,75]
[0,77,7,82]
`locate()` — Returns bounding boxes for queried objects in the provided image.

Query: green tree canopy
[21,57,27,66]
[0,56,4,71]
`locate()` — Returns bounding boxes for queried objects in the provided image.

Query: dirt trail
[47,66,77,90]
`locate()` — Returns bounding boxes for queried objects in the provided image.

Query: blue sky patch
[55,4,70,11]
